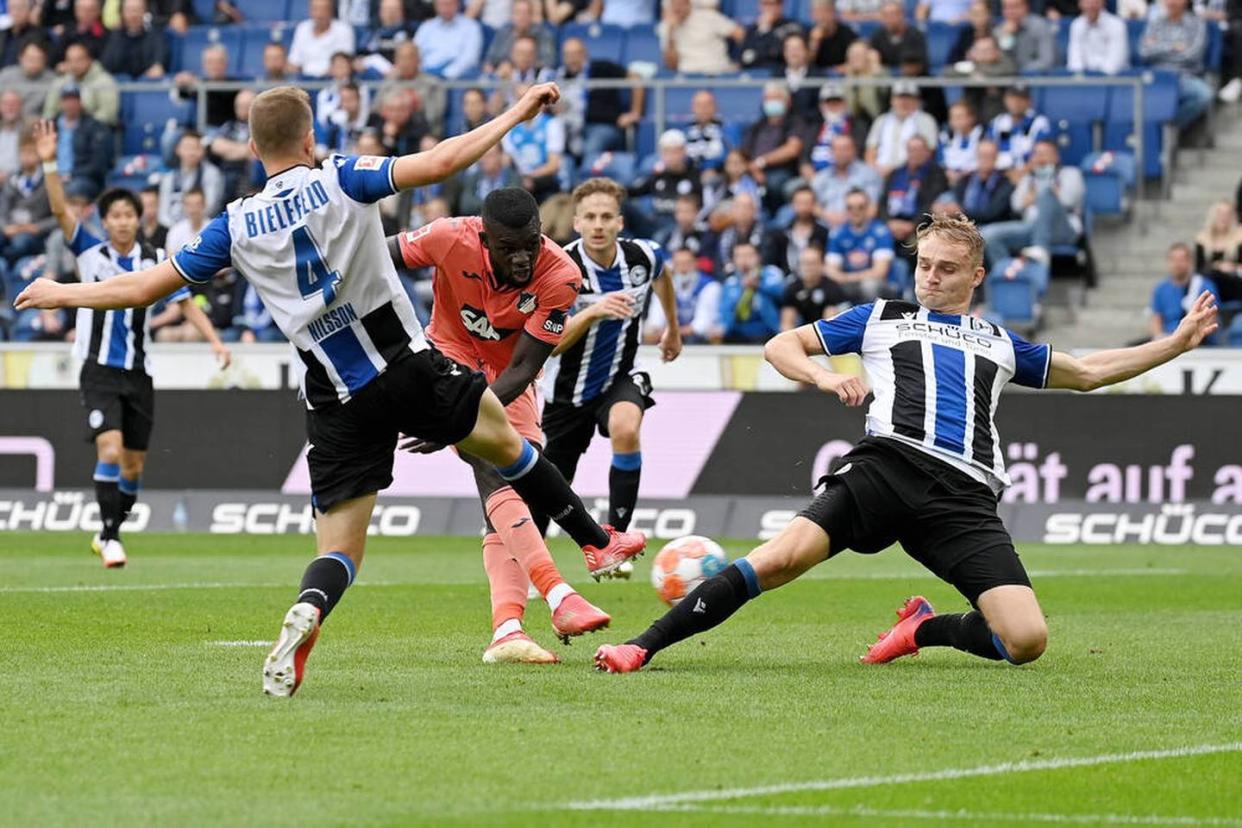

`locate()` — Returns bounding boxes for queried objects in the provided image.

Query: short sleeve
[1007,329,1051,388]
[172,213,232,285]
[334,154,398,204]
[395,217,459,269]
[639,238,667,277]
[69,223,102,257]
[813,302,873,355]
[526,251,581,345]
[873,225,895,257]
[167,285,193,303]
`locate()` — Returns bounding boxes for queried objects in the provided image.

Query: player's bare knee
[95,438,121,465]
[998,621,1048,664]
[607,407,642,453]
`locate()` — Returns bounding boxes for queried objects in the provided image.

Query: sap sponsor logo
[460,306,504,341]
[210,503,421,536]
[0,491,149,532]
[1043,504,1242,546]
[546,500,695,539]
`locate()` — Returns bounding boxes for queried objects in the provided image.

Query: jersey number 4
[293,226,342,306]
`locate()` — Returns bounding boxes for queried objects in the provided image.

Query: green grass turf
[1,532,1239,827]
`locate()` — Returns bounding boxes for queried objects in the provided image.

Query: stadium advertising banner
[1,390,1239,543]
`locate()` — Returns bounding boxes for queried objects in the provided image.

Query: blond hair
[572,177,627,210]
[248,86,313,159]
[915,212,986,270]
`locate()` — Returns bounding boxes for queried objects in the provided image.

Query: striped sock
[297,552,356,621]
[118,475,141,523]
[94,462,121,541]
[497,440,609,548]
[608,451,641,531]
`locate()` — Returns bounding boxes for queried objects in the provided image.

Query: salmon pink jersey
[395,216,581,375]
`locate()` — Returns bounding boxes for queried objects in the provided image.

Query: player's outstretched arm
[390,83,561,190]
[490,333,555,406]
[32,119,77,241]
[15,260,188,312]
[1046,290,1219,391]
[764,325,868,406]
[550,292,633,356]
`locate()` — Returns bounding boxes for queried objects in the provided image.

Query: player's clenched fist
[817,373,868,407]
[518,82,560,119]
[14,278,65,311]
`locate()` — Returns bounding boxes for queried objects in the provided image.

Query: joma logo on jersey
[460,305,507,341]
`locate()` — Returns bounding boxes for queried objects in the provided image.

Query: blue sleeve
[69,223,102,257]
[813,302,873,355]
[875,224,895,250]
[828,232,844,256]
[1008,330,1052,388]
[647,239,668,277]
[172,213,232,285]
[334,154,398,204]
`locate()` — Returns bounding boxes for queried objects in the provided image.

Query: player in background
[17,83,642,697]
[594,213,1219,674]
[534,178,682,543]
[389,188,642,664]
[32,121,230,569]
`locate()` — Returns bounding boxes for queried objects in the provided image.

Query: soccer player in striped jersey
[536,178,682,541]
[32,121,231,569]
[18,83,643,697]
[595,213,1219,674]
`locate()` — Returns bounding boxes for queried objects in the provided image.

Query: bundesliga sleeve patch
[354,155,385,170]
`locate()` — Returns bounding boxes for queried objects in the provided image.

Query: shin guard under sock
[485,487,564,597]
[94,462,121,541]
[497,440,609,548]
[608,452,641,531]
[914,611,1006,660]
[482,532,527,629]
[629,559,762,661]
[297,552,355,621]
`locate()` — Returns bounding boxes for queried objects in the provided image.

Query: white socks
[492,618,523,642]
[545,582,575,613]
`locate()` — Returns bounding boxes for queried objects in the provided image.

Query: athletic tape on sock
[324,551,356,586]
[93,462,120,483]
[733,559,762,598]
[611,451,642,471]
[497,440,538,480]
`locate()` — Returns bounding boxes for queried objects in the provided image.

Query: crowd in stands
[0,0,1240,345]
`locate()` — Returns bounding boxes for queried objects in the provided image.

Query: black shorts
[305,347,488,512]
[798,436,1031,606]
[541,371,655,458]
[80,362,155,450]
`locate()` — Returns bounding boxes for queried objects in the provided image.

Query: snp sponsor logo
[1044,504,1242,545]
[211,503,422,536]
[0,491,150,532]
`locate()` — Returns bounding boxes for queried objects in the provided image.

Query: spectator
[100,0,167,79]
[779,34,823,114]
[937,138,1014,226]
[719,241,785,343]
[458,87,490,132]
[501,83,564,202]
[230,278,285,342]
[261,41,293,83]
[766,185,830,274]
[137,185,167,252]
[491,34,555,111]
[147,0,193,32]
[455,145,521,215]
[918,0,972,23]
[837,0,887,22]
[1067,0,1130,74]
[803,82,869,179]
[290,0,356,77]
[357,0,418,75]
[704,147,763,219]
[0,0,53,70]
[942,34,1015,124]
[684,90,730,177]
[484,0,555,73]
[414,0,483,79]
[368,89,430,156]
[0,136,53,271]
[1148,242,1219,339]
[808,0,858,71]
[378,43,446,138]
[601,0,654,26]
[316,82,368,156]
[994,0,1055,73]
[157,130,224,227]
[980,139,1084,266]
[644,246,722,344]
[630,129,702,234]
[740,0,805,71]
[864,80,938,177]
[812,133,882,226]
[880,135,949,255]
[0,92,27,185]
[1140,0,1211,129]
[55,0,109,64]
[988,85,1052,179]
[465,0,519,29]
[827,187,895,302]
[741,82,807,212]
[939,99,983,185]
[554,37,642,159]
[43,42,118,125]
[842,41,887,124]
[781,244,846,329]
[161,188,209,294]
[1194,200,1242,301]
[0,42,55,117]
[51,86,111,191]
[317,52,371,131]
[172,44,235,130]
[869,1,928,71]
[654,194,714,267]
[947,0,994,64]
[1220,0,1242,104]
[715,192,766,275]
[205,88,257,200]
[659,0,743,75]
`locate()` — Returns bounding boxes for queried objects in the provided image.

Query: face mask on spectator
[763,100,788,118]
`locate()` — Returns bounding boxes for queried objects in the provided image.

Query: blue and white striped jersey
[815,300,1052,491]
[546,237,667,406]
[71,225,188,374]
[171,154,428,408]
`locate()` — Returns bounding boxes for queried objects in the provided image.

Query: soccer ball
[650,535,729,606]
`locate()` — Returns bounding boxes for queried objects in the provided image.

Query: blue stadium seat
[664,87,697,123]
[623,25,662,69]
[634,119,657,157]
[1125,18,1145,64]
[1041,80,1110,124]
[234,0,291,21]
[580,151,638,186]
[120,92,195,155]
[714,86,763,121]
[238,24,294,78]
[926,22,965,73]
[987,259,1044,324]
[175,25,244,74]
[1080,151,1135,216]
[560,23,626,64]
[1051,119,1094,166]
[1227,314,1242,347]
[191,0,216,23]
[888,257,912,299]
[1205,21,1223,72]
[1102,121,1165,179]
[729,0,797,22]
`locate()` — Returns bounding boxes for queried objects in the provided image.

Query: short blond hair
[915,212,986,270]
[249,85,312,158]
[572,177,627,210]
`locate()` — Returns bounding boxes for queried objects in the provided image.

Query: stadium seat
[926,22,965,73]
[190,0,216,23]
[888,257,912,299]
[1125,18,1145,64]
[233,0,291,21]
[713,86,763,122]
[174,25,244,74]
[1102,121,1166,180]
[580,151,638,186]
[729,0,796,22]
[1226,314,1242,347]
[634,119,657,158]
[238,24,294,78]
[1051,119,1095,167]
[623,25,663,70]
[1041,80,1110,124]
[1205,20,1223,73]
[1080,151,1136,217]
[664,87,697,124]
[987,258,1044,325]
[560,23,626,64]
[120,92,195,155]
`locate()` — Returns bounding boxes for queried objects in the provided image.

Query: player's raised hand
[517,82,560,120]
[1173,290,1219,350]
[14,278,66,310]
[591,292,633,321]
[817,372,868,407]
[32,119,58,164]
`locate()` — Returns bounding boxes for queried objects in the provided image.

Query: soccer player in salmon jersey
[389,188,645,663]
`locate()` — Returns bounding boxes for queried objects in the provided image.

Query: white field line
[563,742,1242,812]
[0,580,403,594]
[647,804,1242,827]
[207,640,271,647]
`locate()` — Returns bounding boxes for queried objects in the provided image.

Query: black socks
[498,440,609,548]
[94,461,122,542]
[629,560,762,661]
[297,552,355,621]
[608,452,641,531]
[914,611,1005,660]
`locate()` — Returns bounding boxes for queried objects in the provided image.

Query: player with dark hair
[534,177,682,543]
[32,120,231,568]
[594,213,1219,674]
[389,187,646,664]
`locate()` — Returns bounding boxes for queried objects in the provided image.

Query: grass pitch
[1,532,1239,827]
